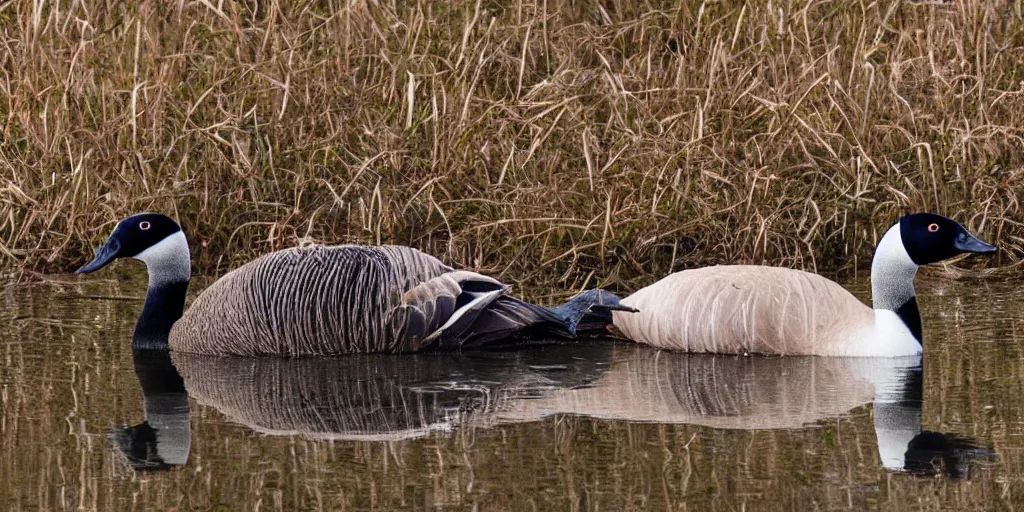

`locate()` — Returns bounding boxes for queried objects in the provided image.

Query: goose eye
[139,221,151,231]
[927,223,939,233]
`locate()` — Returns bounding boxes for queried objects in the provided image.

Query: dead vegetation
[2,0,1023,294]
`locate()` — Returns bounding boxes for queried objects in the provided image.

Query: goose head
[549,289,638,335]
[77,213,191,349]
[871,214,996,309]
[898,213,996,265]
[867,213,997,350]
[76,213,191,285]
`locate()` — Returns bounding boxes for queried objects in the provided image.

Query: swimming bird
[75,213,634,356]
[611,213,996,356]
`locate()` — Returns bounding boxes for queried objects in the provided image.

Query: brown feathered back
[169,245,465,355]
[612,265,875,356]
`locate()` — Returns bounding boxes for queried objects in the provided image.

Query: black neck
[133,281,189,350]
[893,296,923,344]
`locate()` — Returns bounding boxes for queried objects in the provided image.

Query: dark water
[2,269,1023,510]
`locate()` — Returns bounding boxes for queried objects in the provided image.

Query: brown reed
[2,0,1023,294]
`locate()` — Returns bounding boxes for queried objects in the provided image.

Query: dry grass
[2,0,1024,292]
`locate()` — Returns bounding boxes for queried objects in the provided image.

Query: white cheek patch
[870,224,920,312]
[874,225,917,269]
[133,231,191,286]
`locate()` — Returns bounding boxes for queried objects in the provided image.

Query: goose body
[76,213,634,356]
[612,213,996,357]
[611,265,897,356]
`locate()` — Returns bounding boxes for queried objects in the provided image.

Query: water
[1,268,1023,510]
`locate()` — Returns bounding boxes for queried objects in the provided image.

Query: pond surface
[1,268,1023,510]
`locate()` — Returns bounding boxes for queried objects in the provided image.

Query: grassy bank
[2,0,1023,292]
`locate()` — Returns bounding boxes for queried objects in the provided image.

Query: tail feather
[549,289,638,336]
[436,288,638,349]
[426,288,507,348]
[453,296,568,349]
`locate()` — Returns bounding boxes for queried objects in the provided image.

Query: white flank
[833,311,922,357]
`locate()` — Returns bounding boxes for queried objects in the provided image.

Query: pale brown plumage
[611,265,875,356]
[169,245,544,356]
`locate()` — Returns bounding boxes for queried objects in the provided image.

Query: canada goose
[611,213,997,356]
[75,213,635,356]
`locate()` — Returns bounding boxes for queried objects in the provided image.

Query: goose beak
[76,236,122,274]
[954,231,997,255]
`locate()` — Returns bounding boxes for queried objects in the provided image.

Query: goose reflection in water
[113,349,191,471]
[169,343,613,441]
[487,345,994,479]
[137,339,994,479]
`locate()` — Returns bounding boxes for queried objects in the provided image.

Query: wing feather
[170,245,452,355]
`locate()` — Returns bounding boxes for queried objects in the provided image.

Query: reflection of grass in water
[1,1,1021,292]
[818,428,836,448]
